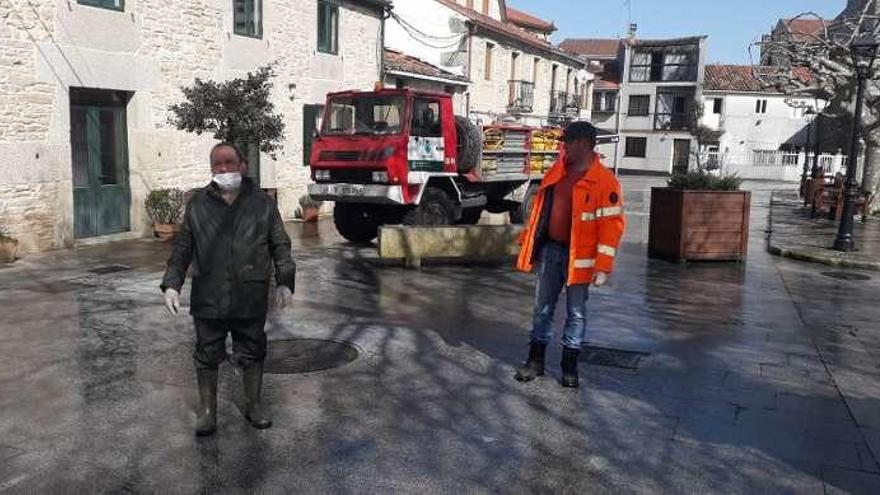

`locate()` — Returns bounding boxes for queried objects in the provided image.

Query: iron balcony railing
[654,112,695,131]
[508,80,535,113]
[550,90,581,116]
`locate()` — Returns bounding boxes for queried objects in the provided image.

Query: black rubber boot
[242,363,272,429]
[195,369,219,436]
[514,342,547,382]
[560,347,580,388]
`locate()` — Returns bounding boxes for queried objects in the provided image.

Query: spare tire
[455,115,481,174]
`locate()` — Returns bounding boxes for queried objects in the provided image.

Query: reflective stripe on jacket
[516,155,626,285]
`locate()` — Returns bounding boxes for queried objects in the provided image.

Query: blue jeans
[530,242,589,349]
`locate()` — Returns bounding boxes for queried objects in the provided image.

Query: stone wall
[0,0,383,253]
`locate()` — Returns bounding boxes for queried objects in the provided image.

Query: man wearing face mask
[515,121,626,388]
[160,142,296,436]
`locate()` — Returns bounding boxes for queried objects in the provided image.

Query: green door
[70,91,131,239]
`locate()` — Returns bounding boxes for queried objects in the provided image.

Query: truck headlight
[314,170,331,182]
[372,171,389,183]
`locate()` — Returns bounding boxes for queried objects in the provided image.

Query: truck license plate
[335,184,364,196]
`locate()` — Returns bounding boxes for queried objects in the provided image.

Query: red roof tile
[384,49,469,83]
[782,17,828,41]
[506,7,555,33]
[704,64,813,93]
[559,38,621,59]
[435,0,583,65]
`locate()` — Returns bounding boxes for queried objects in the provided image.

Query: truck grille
[331,169,374,184]
[319,150,361,162]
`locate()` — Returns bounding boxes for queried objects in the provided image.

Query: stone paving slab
[767,192,880,270]
[2,179,879,493]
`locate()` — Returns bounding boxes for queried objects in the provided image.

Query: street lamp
[800,107,816,198]
[833,37,879,252]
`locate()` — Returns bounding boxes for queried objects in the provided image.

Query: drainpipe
[379,5,389,83]
[613,91,621,175]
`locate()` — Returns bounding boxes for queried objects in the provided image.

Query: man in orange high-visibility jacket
[515,121,626,388]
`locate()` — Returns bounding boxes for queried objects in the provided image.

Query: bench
[811,173,844,219]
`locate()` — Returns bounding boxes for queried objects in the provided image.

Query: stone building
[0,0,389,253]
[760,17,829,67]
[383,0,591,128]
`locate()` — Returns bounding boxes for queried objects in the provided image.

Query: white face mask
[213,172,242,190]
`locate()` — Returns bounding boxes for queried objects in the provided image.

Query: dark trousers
[193,317,268,370]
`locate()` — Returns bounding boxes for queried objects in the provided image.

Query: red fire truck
[308,88,613,243]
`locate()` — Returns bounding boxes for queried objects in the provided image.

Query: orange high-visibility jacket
[517,156,626,285]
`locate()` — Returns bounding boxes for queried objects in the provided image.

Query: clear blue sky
[507,0,843,64]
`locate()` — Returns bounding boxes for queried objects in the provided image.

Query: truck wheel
[334,203,380,243]
[455,116,481,174]
[403,187,455,226]
[510,183,539,224]
[458,208,483,225]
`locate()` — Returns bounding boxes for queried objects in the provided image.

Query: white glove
[164,288,181,315]
[273,286,293,310]
[592,272,609,287]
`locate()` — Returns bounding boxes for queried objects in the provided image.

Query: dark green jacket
[160,178,296,319]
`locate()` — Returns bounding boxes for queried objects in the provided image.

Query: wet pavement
[768,192,880,271]
[1,178,880,493]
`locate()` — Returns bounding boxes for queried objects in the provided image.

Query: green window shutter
[77,0,124,11]
[234,0,262,38]
[303,104,324,166]
[317,0,339,54]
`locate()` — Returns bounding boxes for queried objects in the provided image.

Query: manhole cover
[580,345,650,370]
[265,339,359,374]
[89,264,132,275]
[821,271,871,281]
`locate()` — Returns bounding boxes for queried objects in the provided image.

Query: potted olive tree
[0,227,19,263]
[168,64,285,190]
[649,105,750,262]
[145,188,186,241]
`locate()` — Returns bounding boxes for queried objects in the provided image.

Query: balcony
[507,80,535,114]
[654,89,696,131]
[654,112,695,131]
[549,91,581,117]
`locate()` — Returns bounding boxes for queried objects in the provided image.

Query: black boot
[560,347,580,388]
[195,369,218,436]
[514,342,546,382]
[242,363,272,429]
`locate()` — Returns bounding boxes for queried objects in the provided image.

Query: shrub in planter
[649,171,751,262]
[0,227,19,263]
[145,188,186,241]
[297,195,323,223]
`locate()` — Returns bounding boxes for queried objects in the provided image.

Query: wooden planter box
[649,188,751,262]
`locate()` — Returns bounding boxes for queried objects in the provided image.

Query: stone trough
[378,225,524,268]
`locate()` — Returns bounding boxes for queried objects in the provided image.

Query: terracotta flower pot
[153,223,181,242]
[0,238,19,263]
[302,207,320,223]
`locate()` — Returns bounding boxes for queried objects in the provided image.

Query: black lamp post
[833,38,879,252]
[801,108,816,198]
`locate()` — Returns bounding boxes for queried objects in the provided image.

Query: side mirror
[312,128,320,140]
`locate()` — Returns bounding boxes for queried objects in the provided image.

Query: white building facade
[611,37,708,175]
[701,64,828,179]
[0,0,388,253]
[384,0,591,127]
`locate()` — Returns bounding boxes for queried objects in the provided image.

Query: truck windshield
[322,95,406,136]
